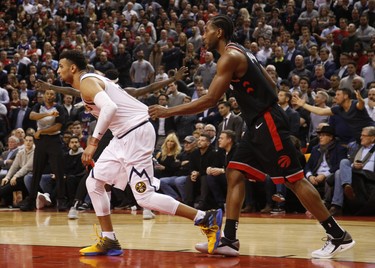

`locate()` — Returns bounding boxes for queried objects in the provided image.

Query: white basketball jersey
[80,73,149,137]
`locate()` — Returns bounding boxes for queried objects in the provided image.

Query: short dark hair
[221,129,236,144]
[338,87,352,97]
[200,133,211,142]
[59,50,87,71]
[208,15,234,41]
[69,136,80,143]
[300,76,310,85]
[217,100,231,108]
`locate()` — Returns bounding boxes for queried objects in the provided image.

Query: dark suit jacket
[267,57,292,79]
[0,148,19,170]
[284,49,303,69]
[217,113,244,142]
[0,71,7,87]
[150,117,176,137]
[197,107,221,127]
[304,57,321,73]
[62,105,80,123]
[5,63,27,79]
[334,67,349,79]
[284,106,300,137]
[304,140,347,177]
[321,60,337,79]
[9,107,36,131]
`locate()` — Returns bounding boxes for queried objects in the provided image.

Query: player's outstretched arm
[149,53,235,119]
[36,80,81,97]
[125,66,188,97]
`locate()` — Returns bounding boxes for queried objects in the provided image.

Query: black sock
[224,219,238,240]
[321,216,345,238]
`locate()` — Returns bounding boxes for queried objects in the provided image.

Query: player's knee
[136,193,152,209]
[86,174,105,194]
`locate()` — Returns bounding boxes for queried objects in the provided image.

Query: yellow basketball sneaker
[80,227,123,256]
[194,209,223,254]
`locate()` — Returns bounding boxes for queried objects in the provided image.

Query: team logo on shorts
[135,182,146,193]
[278,155,291,168]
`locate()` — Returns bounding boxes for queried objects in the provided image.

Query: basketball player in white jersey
[56,50,223,256]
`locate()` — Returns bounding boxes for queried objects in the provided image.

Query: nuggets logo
[135,182,146,193]
[278,155,291,168]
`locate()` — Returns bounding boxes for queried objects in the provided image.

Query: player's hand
[149,105,169,119]
[35,79,51,92]
[174,66,189,81]
[82,145,97,167]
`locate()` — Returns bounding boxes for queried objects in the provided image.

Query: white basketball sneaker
[311,231,355,259]
[36,192,52,209]
[143,209,155,220]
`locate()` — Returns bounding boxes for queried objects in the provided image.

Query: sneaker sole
[311,240,356,259]
[195,243,239,257]
[36,195,46,210]
[80,249,123,256]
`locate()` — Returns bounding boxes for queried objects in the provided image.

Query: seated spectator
[0,135,34,207]
[64,136,86,207]
[364,88,375,121]
[0,136,19,179]
[71,120,87,149]
[304,125,347,203]
[339,61,360,92]
[217,101,243,142]
[278,90,300,137]
[153,133,181,179]
[184,133,215,210]
[206,130,237,211]
[174,96,197,142]
[160,135,197,202]
[330,126,375,216]
[310,64,331,91]
[308,91,330,141]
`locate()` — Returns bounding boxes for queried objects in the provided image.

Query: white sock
[194,210,206,223]
[102,231,116,240]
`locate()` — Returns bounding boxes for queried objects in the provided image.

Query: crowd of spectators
[0,0,374,216]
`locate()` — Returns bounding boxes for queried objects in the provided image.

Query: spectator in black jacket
[185,133,215,210]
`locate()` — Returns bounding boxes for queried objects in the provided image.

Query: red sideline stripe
[263,111,283,152]
[286,170,305,183]
[227,161,267,182]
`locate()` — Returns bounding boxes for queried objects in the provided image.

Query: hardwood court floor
[0,209,374,268]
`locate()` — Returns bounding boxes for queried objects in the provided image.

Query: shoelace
[89,225,106,248]
[200,225,219,237]
[319,236,332,251]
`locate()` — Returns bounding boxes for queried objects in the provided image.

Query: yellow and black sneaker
[80,226,123,256]
[194,209,223,254]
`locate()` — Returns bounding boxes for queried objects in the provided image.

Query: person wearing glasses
[329,126,375,216]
